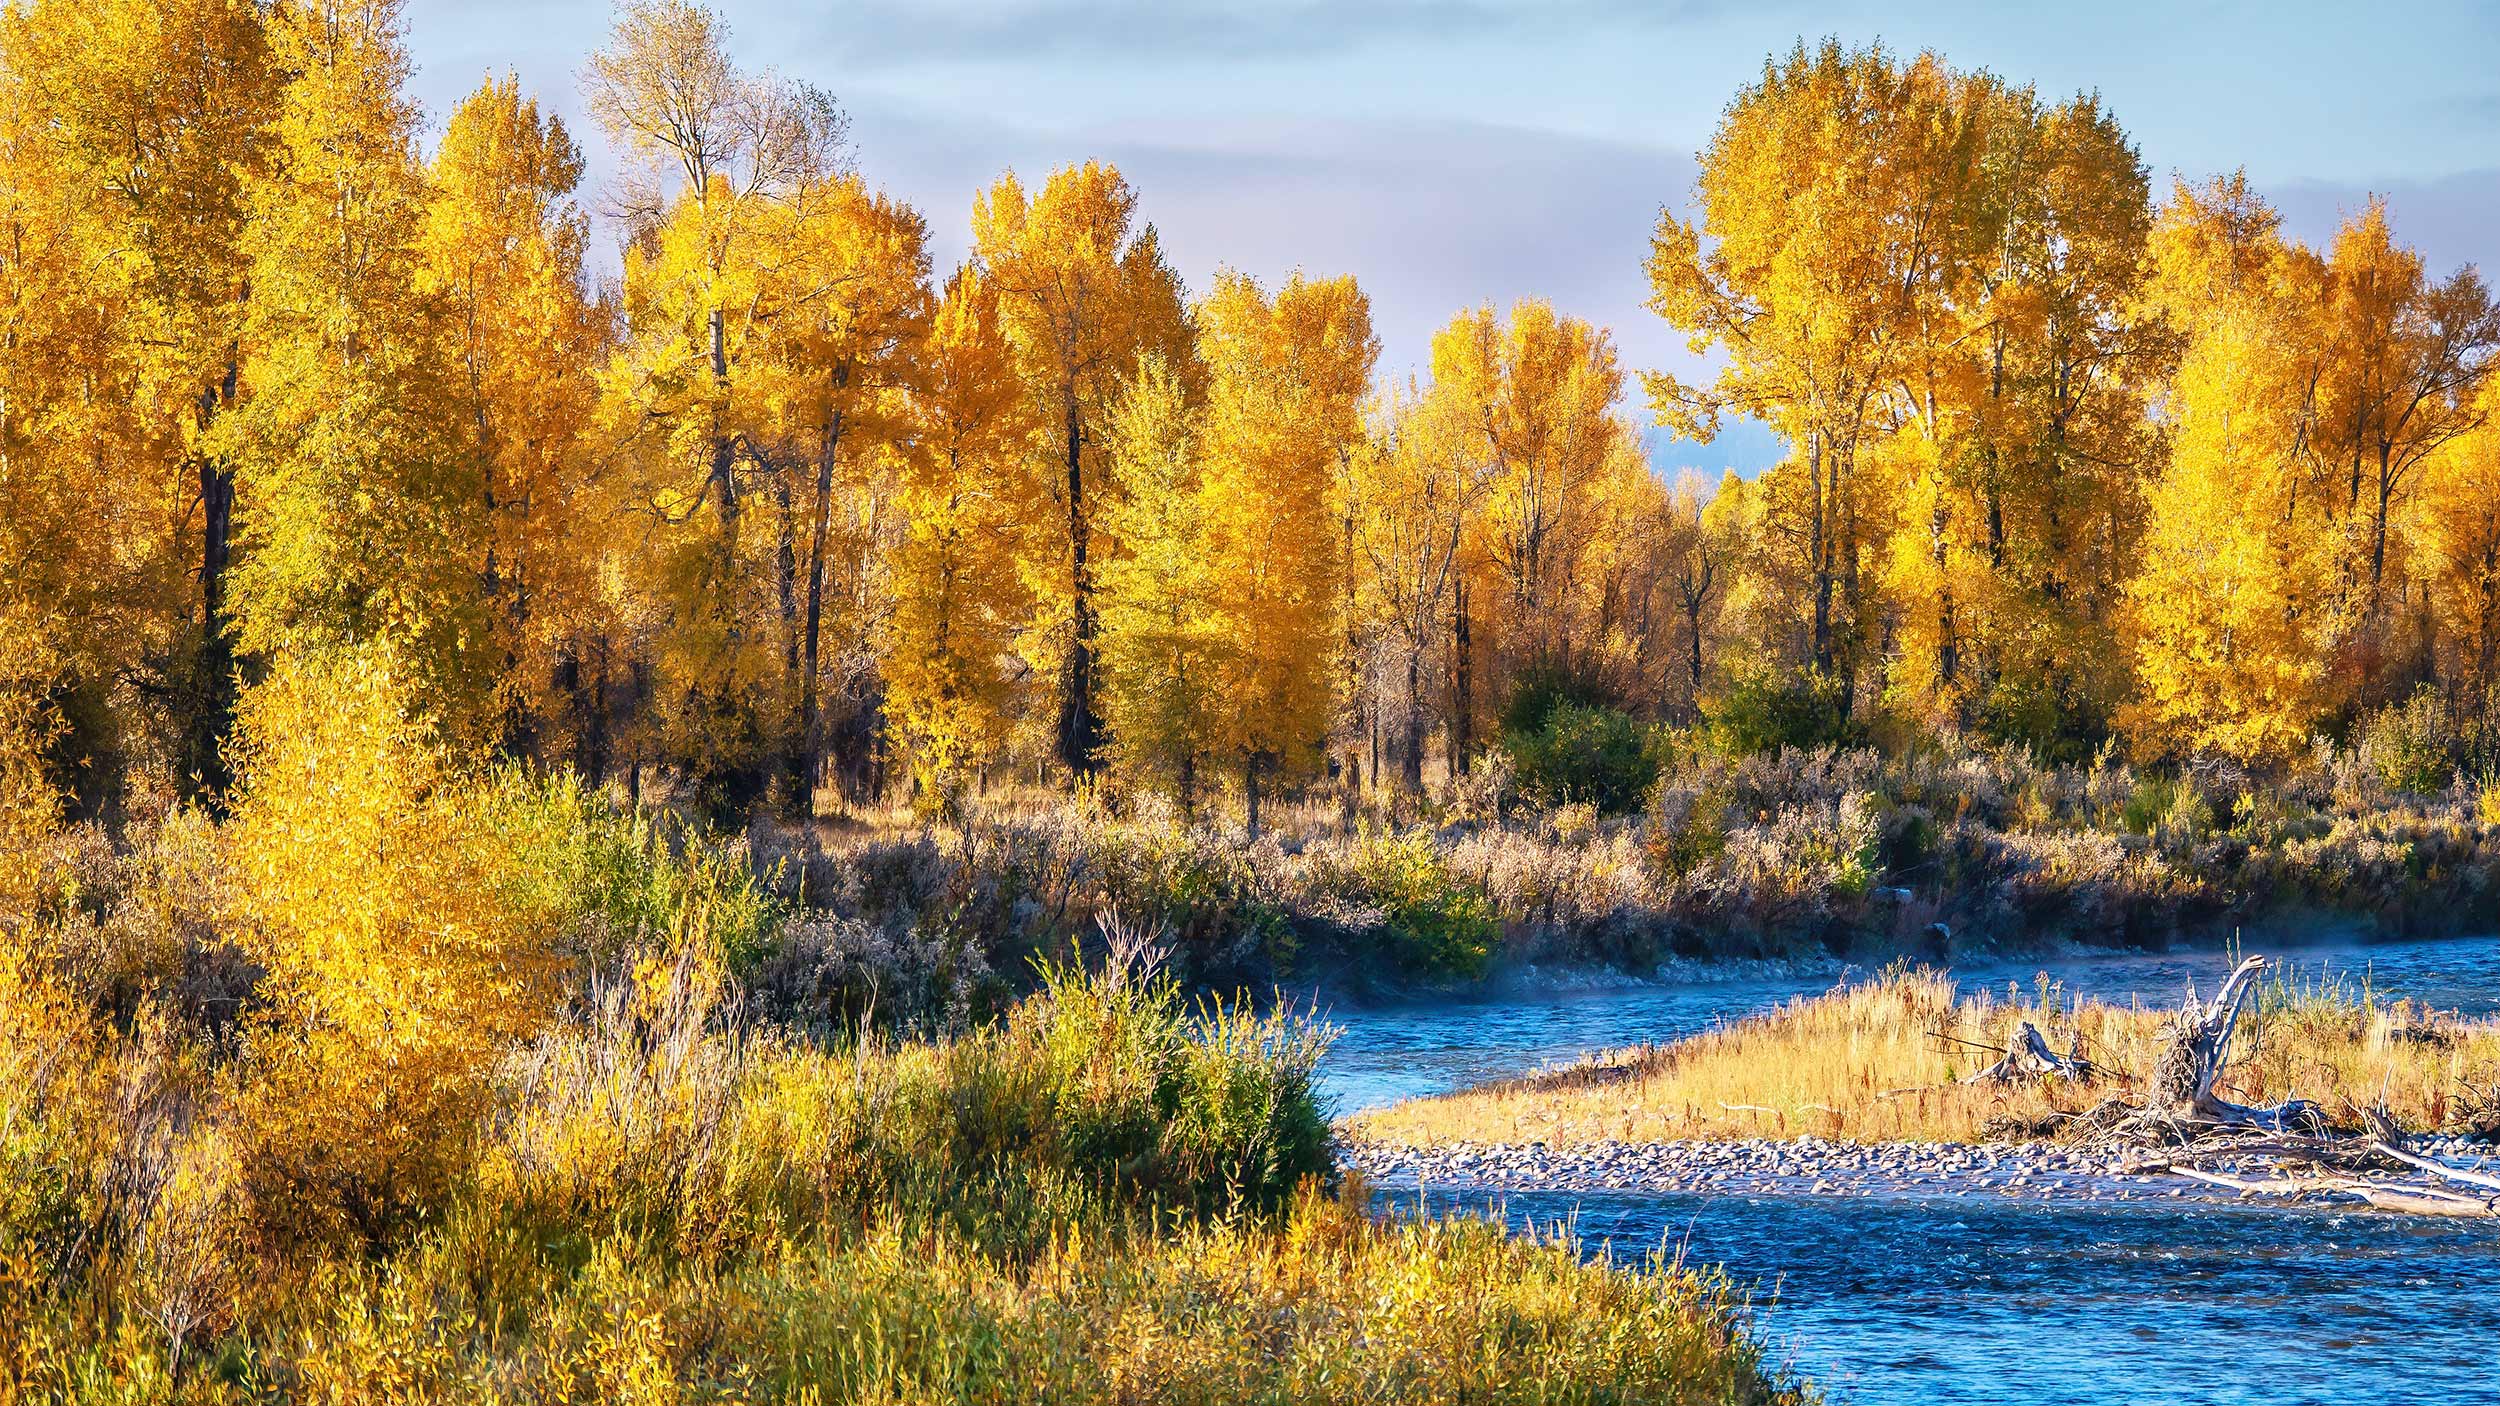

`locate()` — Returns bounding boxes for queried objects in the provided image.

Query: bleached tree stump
[2140,954,2320,1135]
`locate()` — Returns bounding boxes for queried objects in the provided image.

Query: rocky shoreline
[1342,1134,2500,1206]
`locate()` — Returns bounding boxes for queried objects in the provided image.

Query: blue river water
[1318,932,2500,1406]
[1388,1184,2500,1406]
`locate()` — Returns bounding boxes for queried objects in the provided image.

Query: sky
[406,0,2500,478]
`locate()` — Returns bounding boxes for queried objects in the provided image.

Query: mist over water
[1330,932,2500,1405]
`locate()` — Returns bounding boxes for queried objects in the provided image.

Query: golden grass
[4,934,1804,1403]
[139,1186,1803,1406]
[1349,964,2500,1147]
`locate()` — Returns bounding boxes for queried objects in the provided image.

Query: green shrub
[1505,702,1664,814]
[1702,663,1852,759]
[2362,688,2459,796]
[605,815,778,973]
[1341,829,1498,982]
[1007,943,1333,1217]
[1495,662,1616,741]
[1972,673,2110,767]
[2118,774,2178,835]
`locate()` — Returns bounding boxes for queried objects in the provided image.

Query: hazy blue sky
[406,0,2500,477]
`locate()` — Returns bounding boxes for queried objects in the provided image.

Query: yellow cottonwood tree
[2124,175,2333,761]
[421,74,604,756]
[590,0,848,809]
[1346,383,1481,795]
[2420,383,2500,728]
[1428,301,1633,739]
[1921,82,2165,750]
[218,0,493,735]
[751,178,930,803]
[887,268,1040,806]
[971,162,1194,777]
[1648,40,1965,707]
[0,0,277,804]
[0,16,135,815]
[2306,202,2499,698]
[1196,270,1377,828]
[1096,356,1227,812]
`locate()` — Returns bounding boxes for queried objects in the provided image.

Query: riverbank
[728,738,2500,1019]
[0,694,1808,1404]
[1,934,1806,1404]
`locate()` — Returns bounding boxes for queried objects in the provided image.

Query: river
[1317,932,2500,1405]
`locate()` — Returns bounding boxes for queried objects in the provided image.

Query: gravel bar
[1342,1134,2500,1205]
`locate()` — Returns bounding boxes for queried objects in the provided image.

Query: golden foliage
[224,648,569,1247]
[886,268,1039,804]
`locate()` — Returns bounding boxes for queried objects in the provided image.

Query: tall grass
[130,1186,1798,1406]
[1,797,1802,1403]
[1351,963,2500,1148]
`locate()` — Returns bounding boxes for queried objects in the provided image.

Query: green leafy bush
[1972,673,2109,767]
[1495,662,1616,741]
[2118,775,2180,835]
[2362,688,2459,796]
[1505,702,1665,814]
[1702,663,1853,759]
[1341,829,1498,981]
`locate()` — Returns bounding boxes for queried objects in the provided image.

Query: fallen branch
[2141,1157,2496,1218]
[1962,1020,2098,1084]
[2369,1140,2500,1196]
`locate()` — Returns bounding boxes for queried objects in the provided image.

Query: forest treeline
[4,4,2498,839]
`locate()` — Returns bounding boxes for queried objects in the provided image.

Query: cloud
[813,1,1742,66]
[842,100,1782,474]
[2269,168,2500,276]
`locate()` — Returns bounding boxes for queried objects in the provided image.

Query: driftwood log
[2073,954,2495,1218]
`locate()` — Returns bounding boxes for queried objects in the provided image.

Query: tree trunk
[1368,707,1381,801]
[181,365,240,809]
[1244,752,1263,838]
[799,405,845,813]
[583,636,613,785]
[1683,597,1706,703]
[709,307,739,613]
[1808,429,1834,675]
[1402,649,1427,794]
[712,432,739,557]
[1449,577,1473,767]
[2371,450,2394,593]
[1059,401,1101,778]
[1933,498,1958,687]
[2149,955,2320,1133]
